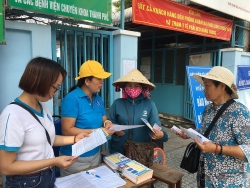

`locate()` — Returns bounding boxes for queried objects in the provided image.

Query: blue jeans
[5,167,55,188]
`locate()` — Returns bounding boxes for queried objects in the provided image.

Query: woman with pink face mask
[107,69,168,155]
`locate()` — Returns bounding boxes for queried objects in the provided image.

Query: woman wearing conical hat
[177,66,250,187]
[108,68,168,156]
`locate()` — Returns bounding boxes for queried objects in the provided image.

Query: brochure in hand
[141,118,155,133]
[171,125,211,143]
[179,126,211,143]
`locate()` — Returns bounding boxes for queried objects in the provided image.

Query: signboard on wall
[7,0,112,25]
[190,0,250,23]
[132,0,233,41]
[237,66,250,90]
[0,0,5,44]
[123,59,136,75]
[189,53,211,66]
[186,66,212,129]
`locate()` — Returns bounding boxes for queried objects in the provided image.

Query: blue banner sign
[186,66,212,129]
[237,66,250,90]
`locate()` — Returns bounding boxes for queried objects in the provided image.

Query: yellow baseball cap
[75,60,112,80]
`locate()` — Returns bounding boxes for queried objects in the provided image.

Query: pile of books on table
[103,152,153,184]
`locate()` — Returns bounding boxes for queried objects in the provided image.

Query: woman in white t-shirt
[0,57,88,188]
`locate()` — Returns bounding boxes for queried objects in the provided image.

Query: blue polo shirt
[59,87,106,157]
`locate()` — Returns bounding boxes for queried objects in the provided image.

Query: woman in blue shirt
[59,60,113,176]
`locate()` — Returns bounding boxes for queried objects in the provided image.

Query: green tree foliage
[113,0,132,12]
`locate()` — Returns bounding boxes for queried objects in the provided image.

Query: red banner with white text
[132,0,233,41]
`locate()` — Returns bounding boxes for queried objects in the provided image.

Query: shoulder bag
[180,99,235,173]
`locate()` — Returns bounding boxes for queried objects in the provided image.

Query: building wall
[0,20,52,113]
[151,84,184,116]
[113,30,140,100]
[222,48,250,108]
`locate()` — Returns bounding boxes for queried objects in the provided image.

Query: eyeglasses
[52,85,61,93]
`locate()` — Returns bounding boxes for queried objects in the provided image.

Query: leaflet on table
[54,165,126,188]
[179,126,210,143]
[72,129,107,157]
[108,124,145,131]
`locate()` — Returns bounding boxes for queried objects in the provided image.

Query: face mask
[125,87,142,99]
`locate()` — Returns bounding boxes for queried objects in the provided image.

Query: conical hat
[193,66,238,99]
[112,69,156,90]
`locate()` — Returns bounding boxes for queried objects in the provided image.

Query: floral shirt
[198,101,250,188]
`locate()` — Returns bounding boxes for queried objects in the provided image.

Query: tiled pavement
[154,118,198,188]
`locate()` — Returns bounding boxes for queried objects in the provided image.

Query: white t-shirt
[0,101,55,161]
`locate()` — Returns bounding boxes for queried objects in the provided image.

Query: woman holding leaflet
[108,69,168,155]
[0,57,88,188]
[177,66,250,187]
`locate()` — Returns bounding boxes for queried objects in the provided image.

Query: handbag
[10,102,51,145]
[180,99,235,173]
[180,142,201,173]
[124,139,154,167]
[122,100,154,167]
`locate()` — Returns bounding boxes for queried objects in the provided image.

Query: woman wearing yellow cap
[59,60,113,176]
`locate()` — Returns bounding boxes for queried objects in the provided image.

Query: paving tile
[153,120,197,188]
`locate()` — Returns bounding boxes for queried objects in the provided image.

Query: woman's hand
[151,129,164,140]
[105,128,116,136]
[103,120,116,135]
[104,121,113,129]
[194,139,216,153]
[115,131,125,137]
[54,156,79,169]
[74,133,90,143]
[176,130,190,139]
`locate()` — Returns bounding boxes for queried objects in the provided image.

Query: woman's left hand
[194,139,215,153]
[151,129,164,140]
[74,133,90,143]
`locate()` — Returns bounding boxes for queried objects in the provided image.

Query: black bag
[124,139,154,167]
[180,142,201,173]
[180,99,235,173]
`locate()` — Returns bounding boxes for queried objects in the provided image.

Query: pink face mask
[125,87,143,99]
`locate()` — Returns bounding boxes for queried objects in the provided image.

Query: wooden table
[120,178,153,188]
[151,163,184,188]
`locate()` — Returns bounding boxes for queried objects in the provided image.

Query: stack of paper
[179,126,211,143]
[103,152,131,170]
[104,152,153,184]
[72,129,107,157]
[54,165,126,188]
[122,160,153,184]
